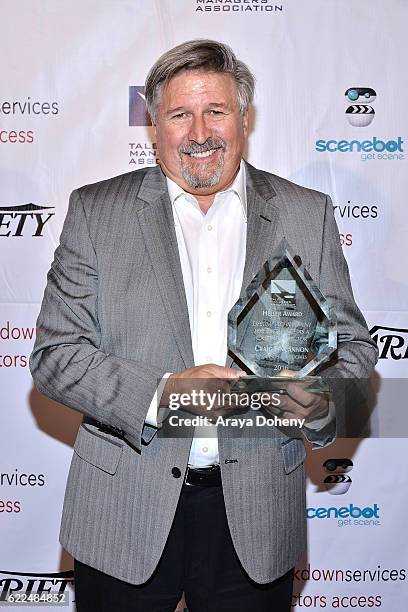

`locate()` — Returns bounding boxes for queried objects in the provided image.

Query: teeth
[189,149,217,159]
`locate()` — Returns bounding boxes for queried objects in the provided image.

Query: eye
[209,110,223,116]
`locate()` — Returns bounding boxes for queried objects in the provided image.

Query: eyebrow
[165,102,230,116]
[165,106,185,116]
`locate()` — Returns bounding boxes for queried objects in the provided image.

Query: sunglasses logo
[345,87,377,127]
[323,458,353,495]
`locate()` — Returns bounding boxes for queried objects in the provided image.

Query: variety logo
[370,325,408,360]
[0,204,55,237]
[323,458,353,495]
[0,570,74,602]
[129,86,151,127]
[195,0,284,13]
[345,87,376,127]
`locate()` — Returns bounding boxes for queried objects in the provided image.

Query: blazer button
[171,467,181,478]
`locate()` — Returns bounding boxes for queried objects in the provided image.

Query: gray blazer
[29,162,378,585]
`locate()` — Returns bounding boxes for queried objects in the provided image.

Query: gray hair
[145,39,255,122]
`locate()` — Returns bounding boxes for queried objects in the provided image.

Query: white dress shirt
[144,161,333,461]
[146,161,247,467]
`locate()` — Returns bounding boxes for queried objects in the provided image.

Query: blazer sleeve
[29,188,165,451]
[306,194,379,443]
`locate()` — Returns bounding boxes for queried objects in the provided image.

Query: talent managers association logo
[128,86,157,165]
[195,0,284,13]
[345,87,377,127]
[129,86,152,127]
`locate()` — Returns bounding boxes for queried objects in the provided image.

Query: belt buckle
[185,465,220,487]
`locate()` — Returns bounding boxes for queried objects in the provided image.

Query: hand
[264,369,329,426]
[161,364,247,419]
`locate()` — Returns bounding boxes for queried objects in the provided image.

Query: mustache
[178,138,226,155]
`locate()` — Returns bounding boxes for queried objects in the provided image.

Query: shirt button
[207,224,213,231]
[206,355,212,362]
[171,467,181,478]
[206,310,212,317]
[207,266,212,274]
[202,447,208,453]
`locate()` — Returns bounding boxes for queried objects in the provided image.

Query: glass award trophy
[228,240,337,395]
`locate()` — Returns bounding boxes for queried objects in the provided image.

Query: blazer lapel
[135,168,194,369]
[134,163,281,371]
[242,162,281,296]
[225,163,281,368]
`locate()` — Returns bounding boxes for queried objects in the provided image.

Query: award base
[230,375,329,396]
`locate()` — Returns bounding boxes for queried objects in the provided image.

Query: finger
[280,411,308,426]
[285,398,329,422]
[226,368,247,379]
[277,369,296,377]
[279,397,310,418]
[286,382,317,408]
[206,365,246,379]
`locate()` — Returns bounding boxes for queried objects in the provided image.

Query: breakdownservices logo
[0,96,60,144]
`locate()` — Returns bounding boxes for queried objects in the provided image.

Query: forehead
[160,70,239,109]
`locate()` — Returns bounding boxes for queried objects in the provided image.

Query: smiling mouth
[189,149,218,158]
[184,148,222,160]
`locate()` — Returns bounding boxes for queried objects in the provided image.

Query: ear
[242,109,249,137]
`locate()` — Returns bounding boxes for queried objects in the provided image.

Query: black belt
[185,465,221,487]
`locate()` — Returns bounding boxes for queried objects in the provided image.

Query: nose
[188,114,211,144]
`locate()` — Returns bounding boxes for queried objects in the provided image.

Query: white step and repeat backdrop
[1,1,407,610]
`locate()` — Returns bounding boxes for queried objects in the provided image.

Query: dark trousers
[74,484,294,612]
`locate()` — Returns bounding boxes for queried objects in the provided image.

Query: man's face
[153,70,249,194]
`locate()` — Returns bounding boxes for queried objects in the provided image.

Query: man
[30,40,377,611]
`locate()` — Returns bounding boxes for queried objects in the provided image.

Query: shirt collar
[165,160,247,219]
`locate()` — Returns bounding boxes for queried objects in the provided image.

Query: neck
[195,192,216,214]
